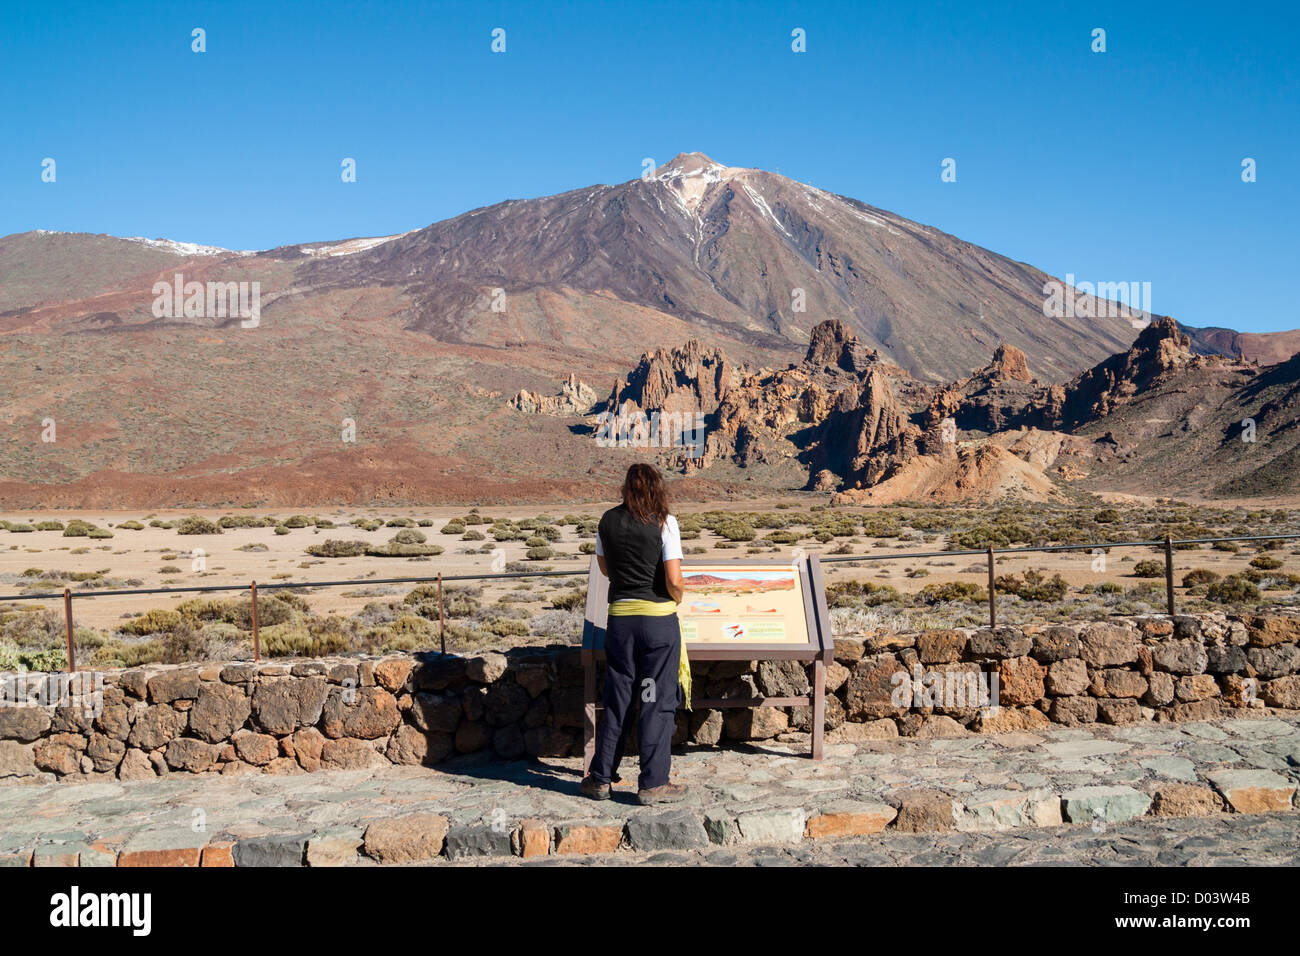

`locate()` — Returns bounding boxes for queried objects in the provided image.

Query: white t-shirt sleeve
[594,531,604,557]
[660,514,683,563]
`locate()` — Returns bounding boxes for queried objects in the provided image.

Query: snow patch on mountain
[298,233,410,257]
[741,182,791,238]
[125,237,252,257]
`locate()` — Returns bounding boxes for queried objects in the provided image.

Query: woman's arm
[664,558,685,605]
[596,555,609,577]
[661,514,685,604]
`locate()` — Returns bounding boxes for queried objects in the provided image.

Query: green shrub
[120,608,185,636]
[994,570,1068,602]
[826,580,902,608]
[1182,568,1220,587]
[16,646,69,671]
[366,534,444,557]
[176,516,222,535]
[1132,560,1165,578]
[485,617,529,637]
[34,520,65,531]
[525,546,554,561]
[1206,576,1261,604]
[117,520,145,530]
[89,640,164,669]
[550,589,586,611]
[160,622,230,665]
[1250,555,1283,570]
[716,521,756,542]
[225,594,297,629]
[218,514,271,528]
[262,621,352,657]
[305,539,367,558]
[917,581,988,604]
[765,530,801,545]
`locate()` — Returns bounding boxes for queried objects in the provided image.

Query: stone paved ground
[464,814,1300,866]
[1,715,1296,866]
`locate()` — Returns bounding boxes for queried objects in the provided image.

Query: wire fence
[2,532,1297,673]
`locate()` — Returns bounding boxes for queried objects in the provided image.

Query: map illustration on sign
[677,565,811,645]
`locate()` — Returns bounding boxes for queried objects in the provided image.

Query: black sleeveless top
[598,504,671,603]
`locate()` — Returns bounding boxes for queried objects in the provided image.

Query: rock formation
[508,373,599,415]
[1049,316,1196,428]
[591,314,1299,503]
[604,339,734,419]
[802,318,883,374]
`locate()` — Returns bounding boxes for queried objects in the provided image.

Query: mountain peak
[652,153,747,214]
[656,152,731,178]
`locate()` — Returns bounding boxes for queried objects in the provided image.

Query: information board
[677,564,811,646]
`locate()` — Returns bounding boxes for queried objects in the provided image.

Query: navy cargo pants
[588,613,682,791]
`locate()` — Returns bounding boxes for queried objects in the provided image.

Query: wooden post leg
[582,652,596,778]
[812,658,826,760]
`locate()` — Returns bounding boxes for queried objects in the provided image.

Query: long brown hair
[621,463,670,527]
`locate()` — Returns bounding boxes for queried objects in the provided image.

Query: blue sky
[2,0,1296,333]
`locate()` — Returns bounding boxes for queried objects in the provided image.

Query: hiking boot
[580,776,611,800]
[637,783,688,806]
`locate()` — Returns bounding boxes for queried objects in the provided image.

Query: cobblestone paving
[460,813,1300,866]
[1,715,1296,866]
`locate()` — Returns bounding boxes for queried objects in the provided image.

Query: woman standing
[581,463,689,805]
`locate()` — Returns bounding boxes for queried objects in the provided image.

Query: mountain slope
[300,153,1145,382]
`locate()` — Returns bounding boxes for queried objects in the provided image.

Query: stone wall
[2,611,1298,784]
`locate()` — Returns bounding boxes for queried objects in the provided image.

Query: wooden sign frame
[580,554,836,774]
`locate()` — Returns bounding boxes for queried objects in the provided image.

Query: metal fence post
[1164,536,1176,617]
[250,581,261,662]
[986,546,996,629]
[63,588,76,674]
[437,572,445,655]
